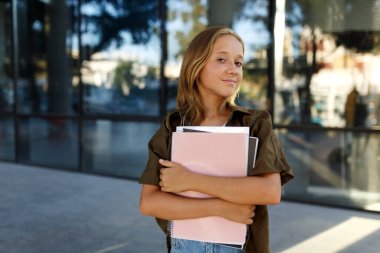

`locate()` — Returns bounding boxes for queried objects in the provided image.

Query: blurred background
[0,0,379,213]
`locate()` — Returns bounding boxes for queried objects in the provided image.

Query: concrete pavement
[0,162,379,253]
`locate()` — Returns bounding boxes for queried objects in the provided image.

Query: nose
[226,61,238,74]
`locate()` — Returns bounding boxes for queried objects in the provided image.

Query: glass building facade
[1,0,379,212]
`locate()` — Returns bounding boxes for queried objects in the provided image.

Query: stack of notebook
[170,126,258,248]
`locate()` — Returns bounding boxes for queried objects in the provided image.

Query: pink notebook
[170,131,249,247]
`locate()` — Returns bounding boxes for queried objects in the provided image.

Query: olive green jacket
[139,107,294,253]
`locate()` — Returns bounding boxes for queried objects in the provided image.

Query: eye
[235,61,243,68]
[217,58,226,63]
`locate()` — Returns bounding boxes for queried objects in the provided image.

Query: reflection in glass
[18,118,78,169]
[81,0,160,115]
[165,0,208,111]
[16,0,79,115]
[276,0,380,128]
[0,1,13,113]
[0,117,15,160]
[82,120,160,179]
[232,0,270,110]
[279,129,380,212]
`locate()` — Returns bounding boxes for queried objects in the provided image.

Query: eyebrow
[214,50,244,59]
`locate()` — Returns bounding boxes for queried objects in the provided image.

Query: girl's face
[198,35,244,103]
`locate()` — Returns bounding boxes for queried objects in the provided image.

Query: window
[80,0,161,116]
[16,0,79,115]
[276,0,380,128]
[0,0,13,113]
[82,120,159,179]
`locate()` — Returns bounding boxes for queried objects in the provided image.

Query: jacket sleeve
[138,119,171,186]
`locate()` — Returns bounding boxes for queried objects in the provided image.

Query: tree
[168,0,207,59]
[81,0,159,55]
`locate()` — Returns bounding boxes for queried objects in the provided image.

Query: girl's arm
[140,184,255,224]
[159,159,281,205]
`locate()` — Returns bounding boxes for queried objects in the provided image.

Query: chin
[219,92,236,99]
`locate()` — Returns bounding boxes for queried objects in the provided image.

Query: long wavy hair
[176,26,244,126]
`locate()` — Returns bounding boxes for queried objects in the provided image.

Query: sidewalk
[0,162,379,253]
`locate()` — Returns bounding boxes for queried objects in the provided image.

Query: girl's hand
[159,159,194,193]
[216,201,256,224]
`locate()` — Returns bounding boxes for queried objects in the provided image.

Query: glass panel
[165,0,270,111]
[0,117,15,160]
[18,118,78,169]
[81,1,160,115]
[276,0,380,128]
[83,120,160,179]
[16,0,79,114]
[0,1,13,113]
[279,129,380,212]
[165,0,208,111]
[232,0,270,110]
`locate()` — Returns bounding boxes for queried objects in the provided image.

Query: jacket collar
[229,105,252,115]
[165,105,252,130]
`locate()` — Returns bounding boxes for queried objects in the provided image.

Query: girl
[139,26,293,253]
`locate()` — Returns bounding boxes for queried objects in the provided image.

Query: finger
[159,181,166,191]
[159,159,175,167]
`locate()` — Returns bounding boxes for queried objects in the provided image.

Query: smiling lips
[222,79,237,86]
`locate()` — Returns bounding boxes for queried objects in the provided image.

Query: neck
[200,99,230,126]
[203,98,228,116]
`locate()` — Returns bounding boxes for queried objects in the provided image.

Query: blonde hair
[176,26,244,125]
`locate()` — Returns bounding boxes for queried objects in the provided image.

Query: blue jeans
[170,238,244,253]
